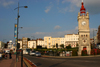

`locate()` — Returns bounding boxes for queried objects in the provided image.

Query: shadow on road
[49,61,66,67]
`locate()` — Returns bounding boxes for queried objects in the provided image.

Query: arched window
[86,35,88,37]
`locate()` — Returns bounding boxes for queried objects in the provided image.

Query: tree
[60,44,64,48]
[53,45,55,48]
[66,44,71,49]
[76,43,79,47]
[97,25,100,43]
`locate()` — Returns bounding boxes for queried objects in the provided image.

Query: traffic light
[17,43,20,49]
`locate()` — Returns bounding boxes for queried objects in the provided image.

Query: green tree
[66,44,71,49]
[76,43,79,47]
[53,45,55,48]
[97,25,100,43]
[60,44,64,48]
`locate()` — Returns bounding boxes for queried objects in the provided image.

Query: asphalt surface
[24,55,100,67]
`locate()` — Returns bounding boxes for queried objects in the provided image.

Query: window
[86,35,88,37]
[84,35,85,37]
[49,38,50,40]
[81,35,83,37]
[49,43,50,45]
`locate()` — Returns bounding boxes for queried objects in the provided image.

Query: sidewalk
[0,54,26,67]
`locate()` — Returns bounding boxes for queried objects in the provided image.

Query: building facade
[65,34,79,48]
[0,41,5,49]
[28,40,36,49]
[18,41,22,49]
[22,37,30,49]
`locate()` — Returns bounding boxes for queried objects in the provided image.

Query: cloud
[18,26,78,39]
[45,2,53,13]
[54,25,61,30]
[18,27,98,39]
[57,7,68,14]
[90,28,98,38]
[61,0,100,15]
[84,0,100,15]
[0,0,15,8]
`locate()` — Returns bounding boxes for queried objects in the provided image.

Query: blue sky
[0,0,100,42]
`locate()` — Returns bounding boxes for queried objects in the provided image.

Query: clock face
[82,21,86,25]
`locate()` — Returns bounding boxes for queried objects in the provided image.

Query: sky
[0,0,100,42]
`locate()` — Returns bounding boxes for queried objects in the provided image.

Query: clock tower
[78,0,91,55]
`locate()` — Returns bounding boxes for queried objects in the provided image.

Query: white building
[0,41,5,49]
[18,41,22,49]
[8,40,16,50]
[28,40,36,49]
[37,39,46,48]
[65,34,79,48]
[60,37,65,47]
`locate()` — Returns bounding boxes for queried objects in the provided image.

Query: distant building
[28,40,36,49]
[0,41,5,49]
[65,34,79,48]
[18,41,22,49]
[22,37,30,49]
[37,39,45,48]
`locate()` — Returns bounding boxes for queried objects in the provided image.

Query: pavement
[0,54,26,67]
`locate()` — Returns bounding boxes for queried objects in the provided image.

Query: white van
[5,50,10,53]
[23,50,28,54]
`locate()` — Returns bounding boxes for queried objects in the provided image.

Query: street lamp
[93,29,97,48]
[14,2,28,67]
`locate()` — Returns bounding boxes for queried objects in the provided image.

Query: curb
[42,55,100,58]
[23,57,37,67]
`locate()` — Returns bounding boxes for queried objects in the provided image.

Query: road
[24,55,100,67]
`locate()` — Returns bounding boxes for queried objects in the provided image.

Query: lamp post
[93,29,97,48]
[14,2,28,67]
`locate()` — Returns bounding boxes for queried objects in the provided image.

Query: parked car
[29,51,36,56]
[5,50,10,53]
[96,43,100,49]
[23,50,28,54]
[35,52,41,57]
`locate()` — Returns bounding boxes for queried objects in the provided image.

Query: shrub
[91,49,97,55]
[91,49,95,55]
[97,49,100,55]
[66,44,71,49]
[81,50,87,56]
[72,50,78,56]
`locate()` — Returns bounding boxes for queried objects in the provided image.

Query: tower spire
[80,0,86,15]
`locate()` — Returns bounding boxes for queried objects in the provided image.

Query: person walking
[9,51,12,59]
[5,53,7,59]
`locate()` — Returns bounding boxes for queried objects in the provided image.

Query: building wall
[18,41,22,49]
[44,36,65,49]
[0,41,5,49]
[22,37,28,49]
[44,36,52,48]
[28,40,36,49]
[65,34,79,48]
[60,38,65,48]
[37,40,45,48]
